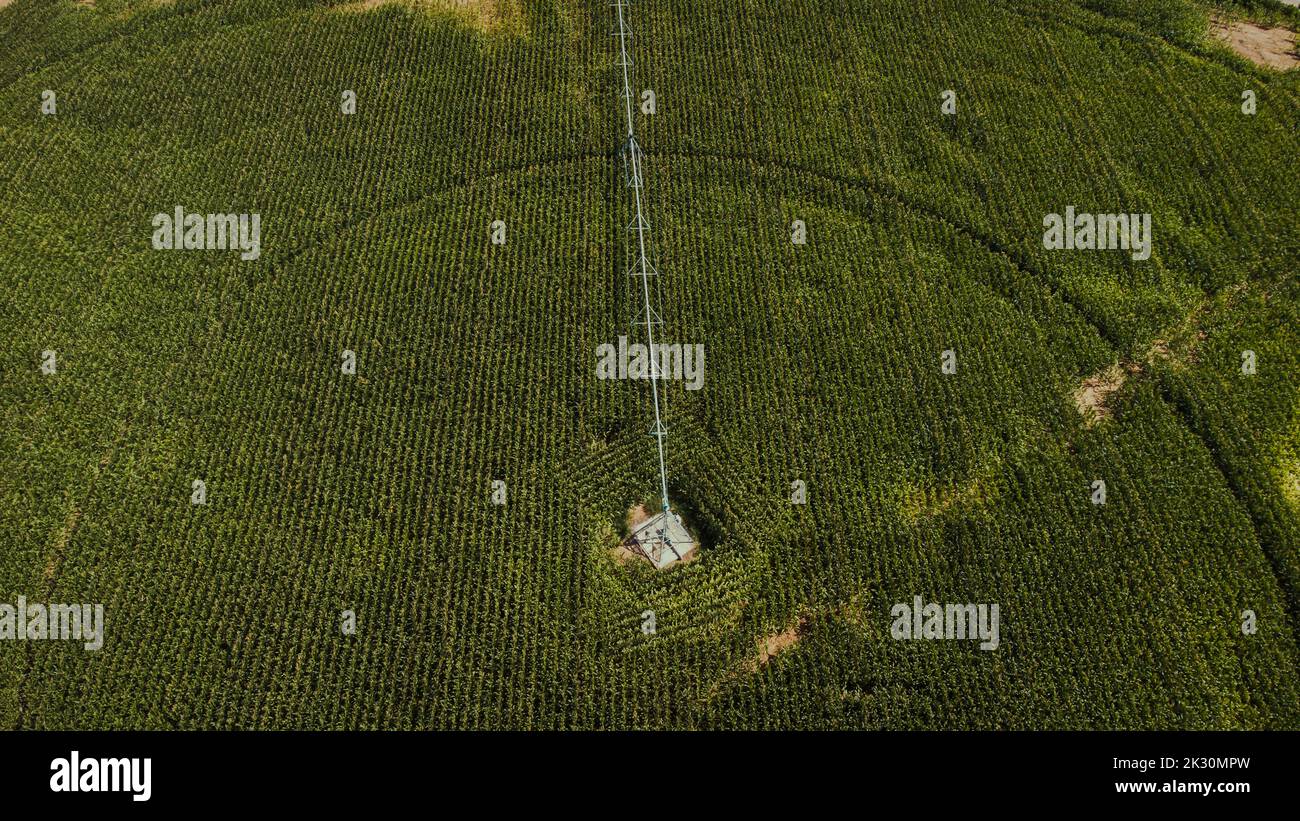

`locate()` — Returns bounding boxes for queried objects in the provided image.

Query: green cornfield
[1,0,1297,729]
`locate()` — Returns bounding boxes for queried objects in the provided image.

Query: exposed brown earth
[1211,17,1299,70]
[625,502,651,531]
[1073,363,1128,426]
[756,615,811,668]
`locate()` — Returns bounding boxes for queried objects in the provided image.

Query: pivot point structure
[630,509,696,569]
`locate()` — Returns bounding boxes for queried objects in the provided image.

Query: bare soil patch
[625,502,651,531]
[608,503,651,565]
[1073,363,1128,426]
[1073,296,1215,427]
[596,515,638,567]
[756,615,810,668]
[608,543,641,566]
[1211,17,1299,70]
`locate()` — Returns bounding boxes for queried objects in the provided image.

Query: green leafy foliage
[0,0,1296,728]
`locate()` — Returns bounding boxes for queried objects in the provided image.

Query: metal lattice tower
[614,0,671,517]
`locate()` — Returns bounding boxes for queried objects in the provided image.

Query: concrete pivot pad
[630,511,696,569]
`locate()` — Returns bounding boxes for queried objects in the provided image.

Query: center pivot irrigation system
[613,0,695,568]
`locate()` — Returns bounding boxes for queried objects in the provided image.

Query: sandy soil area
[1212,17,1299,70]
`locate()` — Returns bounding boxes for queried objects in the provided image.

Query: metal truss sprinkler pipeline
[615,0,668,516]
[613,0,694,568]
